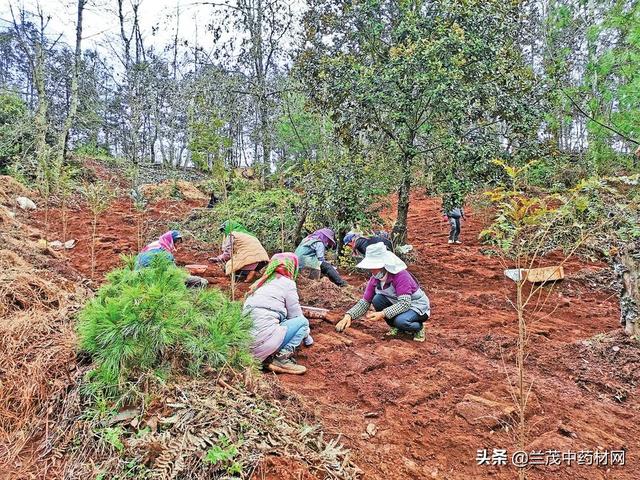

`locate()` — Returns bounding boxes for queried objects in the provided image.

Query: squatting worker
[209,220,269,282]
[135,230,207,288]
[336,242,430,342]
[243,253,310,375]
[294,228,347,286]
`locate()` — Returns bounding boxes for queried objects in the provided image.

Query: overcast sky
[0,0,305,68]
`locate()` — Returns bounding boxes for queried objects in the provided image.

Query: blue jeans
[449,217,461,242]
[372,294,428,333]
[278,316,310,354]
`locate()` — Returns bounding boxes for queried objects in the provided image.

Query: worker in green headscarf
[209,220,270,282]
[221,220,251,236]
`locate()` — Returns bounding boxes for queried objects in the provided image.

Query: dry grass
[0,203,89,478]
[46,373,360,480]
[0,269,66,316]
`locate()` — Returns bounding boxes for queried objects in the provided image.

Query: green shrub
[289,153,394,254]
[548,176,640,256]
[182,186,301,252]
[74,141,113,159]
[524,156,590,191]
[303,154,392,241]
[77,255,253,399]
[0,91,33,173]
[481,163,640,259]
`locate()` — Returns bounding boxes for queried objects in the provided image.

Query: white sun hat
[356,242,407,274]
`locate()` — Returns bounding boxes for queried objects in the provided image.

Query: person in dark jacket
[444,206,465,244]
[343,231,393,257]
[442,193,467,244]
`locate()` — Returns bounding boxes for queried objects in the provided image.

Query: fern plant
[77,256,254,400]
[204,435,243,476]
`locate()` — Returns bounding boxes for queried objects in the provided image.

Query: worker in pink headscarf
[135,230,207,288]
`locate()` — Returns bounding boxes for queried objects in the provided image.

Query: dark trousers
[232,261,268,281]
[320,261,347,286]
[372,294,428,332]
[448,217,461,242]
[186,275,208,288]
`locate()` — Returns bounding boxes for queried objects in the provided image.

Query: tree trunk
[392,152,413,245]
[615,241,640,336]
[293,203,309,245]
[91,215,97,279]
[33,29,48,174]
[260,100,270,182]
[57,0,85,163]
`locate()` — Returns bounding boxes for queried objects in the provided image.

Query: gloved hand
[335,314,352,332]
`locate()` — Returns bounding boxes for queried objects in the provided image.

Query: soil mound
[141,179,208,202]
[0,175,33,205]
[298,276,362,310]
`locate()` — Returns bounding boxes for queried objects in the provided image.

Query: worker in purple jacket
[335,243,430,342]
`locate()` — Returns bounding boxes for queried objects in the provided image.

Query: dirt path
[277,193,640,480]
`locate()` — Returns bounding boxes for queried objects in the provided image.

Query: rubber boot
[413,325,426,342]
[267,351,307,375]
[320,261,347,287]
[185,275,208,288]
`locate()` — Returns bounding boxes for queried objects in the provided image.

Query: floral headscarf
[248,252,299,295]
[141,230,179,254]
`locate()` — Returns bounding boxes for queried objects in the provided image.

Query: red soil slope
[280,193,640,480]
[31,197,203,280]
[23,188,640,480]
[171,192,640,480]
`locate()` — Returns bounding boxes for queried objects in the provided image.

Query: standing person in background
[442,195,466,244]
[209,220,269,282]
[336,243,430,341]
[295,228,347,286]
[244,253,310,375]
[136,230,208,288]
